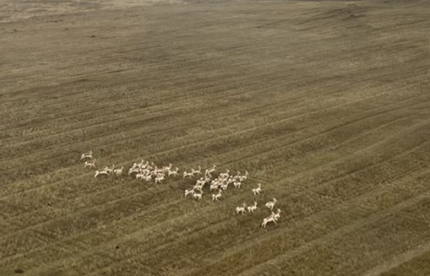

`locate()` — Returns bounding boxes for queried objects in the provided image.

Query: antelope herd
[80,150,282,228]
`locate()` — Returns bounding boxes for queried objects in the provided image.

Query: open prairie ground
[1,0,430,275]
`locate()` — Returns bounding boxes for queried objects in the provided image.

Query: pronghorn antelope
[220,179,232,190]
[236,203,247,215]
[128,167,140,175]
[168,167,179,177]
[273,208,281,221]
[103,165,115,175]
[137,159,147,168]
[152,166,164,176]
[136,172,146,180]
[155,174,164,184]
[234,171,241,179]
[196,177,206,187]
[265,198,277,210]
[184,189,194,198]
[252,183,262,195]
[94,170,109,178]
[193,191,203,201]
[219,169,230,179]
[220,182,229,191]
[210,182,219,191]
[193,183,203,193]
[247,201,258,213]
[191,166,202,176]
[84,159,96,169]
[163,163,173,172]
[113,166,124,176]
[239,171,249,182]
[205,164,217,177]
[204,174,212,184]
[183,171,194,179]
[81,150,93,160]
[156,167,165,175]
[209,164,217,172]
[261,212,278,228]
[212,190,222,201]
[233,180,242,189]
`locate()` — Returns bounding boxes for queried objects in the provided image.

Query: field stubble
[1,0,430,275]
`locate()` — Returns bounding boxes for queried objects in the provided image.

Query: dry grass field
[1,0,430,275]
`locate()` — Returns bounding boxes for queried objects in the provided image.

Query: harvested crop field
[1,0,430,275]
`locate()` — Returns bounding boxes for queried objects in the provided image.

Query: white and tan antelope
[265,198,277,210]
[136,172,146,180]
[103,165,115,175]
[273,208,281,221]
[252,183,262,195]
[185,189,194,198]
[128,167,140,175]
[239,171,249,182]
[204,174,212,184]
[219,169,230,179]
[233,180,242,189]
[196,177,206,186]
[236,203,247,215]
[113,166,124,176]
[163,163,173,172]
[247,201,258,213]
[137,159,147,168]
[261,212,278,228]
[205,164,217,177]
[193,191,203,201]
[210,181,219,191]
[212,190,222,201]
[152,166,164,176]
[84,159,96,169]
[155,174,165,184]
[234,171,241,179]
[193,183,203,193]
[81,150,93,160]
[183,171,194,179]
[191,166,202,176]
[220,179,232,190]
[168,167,179,177]
[144,174,152,182]
[94,170,109,178]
